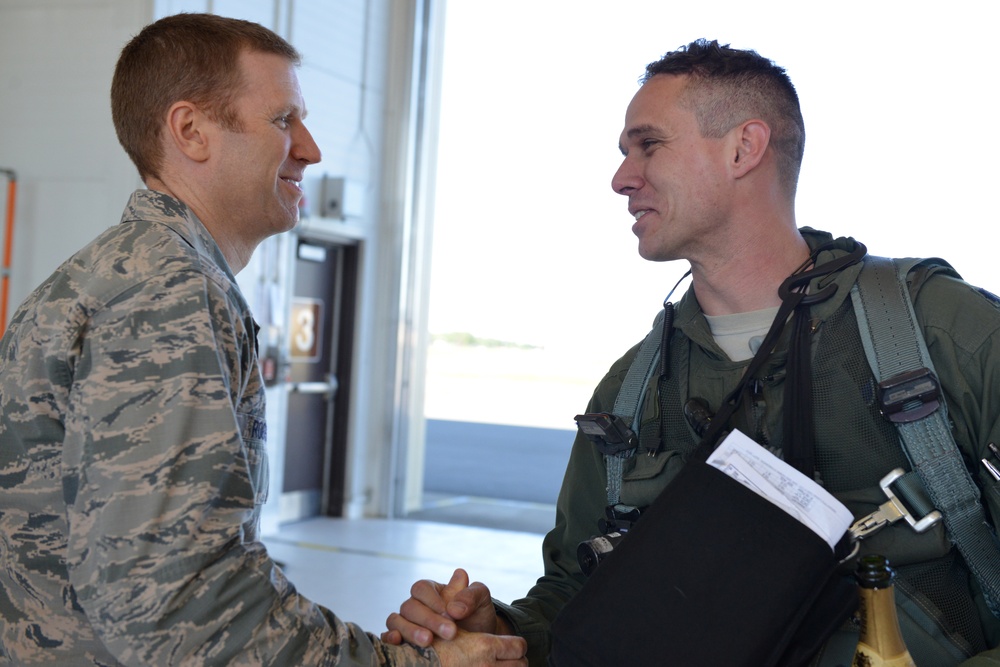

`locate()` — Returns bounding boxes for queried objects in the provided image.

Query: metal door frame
[278,231,359,521]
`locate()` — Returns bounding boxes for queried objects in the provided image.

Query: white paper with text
[708,430,853,549]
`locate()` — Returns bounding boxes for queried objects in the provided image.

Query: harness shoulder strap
[850,255,1000,617]
[601,309,664,508]
[612,309,664,426]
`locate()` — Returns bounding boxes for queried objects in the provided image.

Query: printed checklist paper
[708,430,854,549]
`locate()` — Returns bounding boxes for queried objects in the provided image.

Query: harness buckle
[848,468,942,542]
[877,368,941,423]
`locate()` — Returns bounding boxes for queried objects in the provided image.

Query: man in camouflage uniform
[0,13,527,667]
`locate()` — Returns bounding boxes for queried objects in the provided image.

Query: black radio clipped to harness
[574,412,637,456]
[574,412,642,576]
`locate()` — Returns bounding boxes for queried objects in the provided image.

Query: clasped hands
[382,568,526,667]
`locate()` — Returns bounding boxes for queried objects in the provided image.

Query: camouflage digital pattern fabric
[0,190,439,666]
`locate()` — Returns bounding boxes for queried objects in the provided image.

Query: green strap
[612,309,664,425]
[851,255,1000,617]
[604,309,664,507]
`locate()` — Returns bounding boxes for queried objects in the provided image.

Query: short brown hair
[111,13,301,181]
[644,39,805,198]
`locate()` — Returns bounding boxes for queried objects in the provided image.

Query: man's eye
[275,116,291,128]
[642,139,658,150]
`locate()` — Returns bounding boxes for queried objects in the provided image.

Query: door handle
[289,375,338,397]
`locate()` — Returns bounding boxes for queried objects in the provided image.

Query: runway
[423,418,575,504]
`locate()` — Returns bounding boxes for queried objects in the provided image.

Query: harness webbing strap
[604,309,664,507]
[851,255,1000,617]
[611,309,664,426]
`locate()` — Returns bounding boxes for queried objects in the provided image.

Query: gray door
[283,239,356,518]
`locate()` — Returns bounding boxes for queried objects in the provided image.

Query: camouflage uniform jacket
[0,190,438,666]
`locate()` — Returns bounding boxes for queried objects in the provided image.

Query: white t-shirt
[704,306,781,362]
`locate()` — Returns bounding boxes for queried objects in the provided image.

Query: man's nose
[294,123,322,165]
[611,157,639,195]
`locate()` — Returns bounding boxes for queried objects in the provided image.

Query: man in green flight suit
[382,39,1000,666]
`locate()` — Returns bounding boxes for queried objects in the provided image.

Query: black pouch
[548,450,857,667]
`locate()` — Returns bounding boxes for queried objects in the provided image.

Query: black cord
[691,241,868,464]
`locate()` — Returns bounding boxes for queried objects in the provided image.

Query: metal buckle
[849,468,942,542]
[878,368,941,423]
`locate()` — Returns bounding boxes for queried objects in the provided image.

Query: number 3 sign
[290,298,323,362]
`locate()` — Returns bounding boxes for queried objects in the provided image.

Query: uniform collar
[119,189,237,283]
[671,228,866,350]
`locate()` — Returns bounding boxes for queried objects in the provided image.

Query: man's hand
[432,629,527,667]
[383,569,505,647]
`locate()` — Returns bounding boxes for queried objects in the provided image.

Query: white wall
[0,0,148,307]
[0,0,436,520]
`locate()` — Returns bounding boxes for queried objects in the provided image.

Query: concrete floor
[262,516,544,635]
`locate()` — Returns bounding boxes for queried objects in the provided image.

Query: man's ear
[730,119,770,178]
[164,101,212,163]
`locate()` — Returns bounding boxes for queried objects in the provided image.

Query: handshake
[382,569,526,667]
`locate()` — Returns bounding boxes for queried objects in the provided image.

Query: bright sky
[428,0,1000,361]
